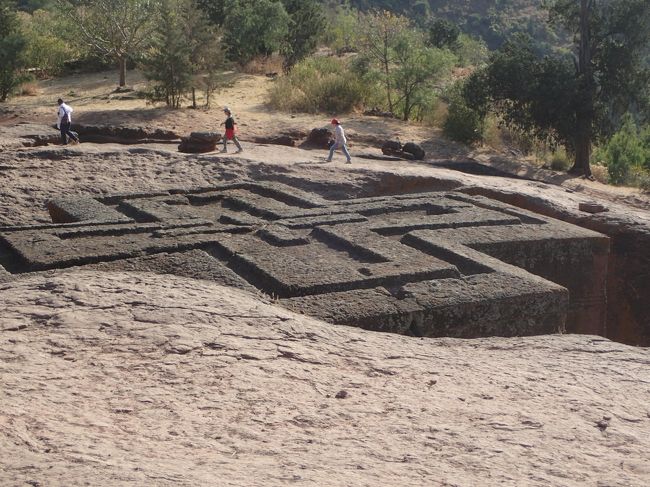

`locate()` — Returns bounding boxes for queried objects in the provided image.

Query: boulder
[381,140,403,157]
[178,132,221,153]
[381,140,425,161]
[300,128,333,150]
[189,132,221,144]
[402,142,425,160]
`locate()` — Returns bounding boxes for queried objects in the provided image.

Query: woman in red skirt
[220,107,243,153]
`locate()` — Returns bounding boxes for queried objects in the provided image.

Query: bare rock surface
[1,270,649,486]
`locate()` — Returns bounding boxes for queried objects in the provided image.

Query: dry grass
[241,54,285,75]
[19,82,39,96]
[482,116,504,150]
[591,164,609,184]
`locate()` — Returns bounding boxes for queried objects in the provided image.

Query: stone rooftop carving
[0,182,609,338]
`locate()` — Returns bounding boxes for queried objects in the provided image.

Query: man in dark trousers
[220,107,243,153]
[57,98,79,145]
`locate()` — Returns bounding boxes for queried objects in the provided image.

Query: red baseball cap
[331,118,339,125]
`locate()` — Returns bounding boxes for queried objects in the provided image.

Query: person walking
[220,107,243,153]
[56,98,79,145]
[326,118,351,163]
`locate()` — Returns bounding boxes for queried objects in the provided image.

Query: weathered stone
[402,142,425,160]
[300,128,332,149]
[253,135,295,147]
[0,182,609,338]
[178,141,217,154]
[188,132,221,143]
[381,140,402,157]
[74,124,180,144]
[381,141,425,160]
[579,202,608,214]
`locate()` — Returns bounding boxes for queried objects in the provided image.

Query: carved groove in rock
[0,182,609,338]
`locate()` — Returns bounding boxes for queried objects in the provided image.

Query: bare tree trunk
[118,56,126,87]
[572,116,592,176]
[403,94,410,121]
[570,0,593,176]
[383,33,393,113]
[192,87,196,109]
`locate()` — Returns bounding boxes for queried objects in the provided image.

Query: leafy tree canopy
[222,0,289,64]
[466,0,650,175]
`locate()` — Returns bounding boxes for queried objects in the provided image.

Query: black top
[225,116,235,129]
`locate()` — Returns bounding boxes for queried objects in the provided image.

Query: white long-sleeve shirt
[57,103,73,129]
[334,124,347,145]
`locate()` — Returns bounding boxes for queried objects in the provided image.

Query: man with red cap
[326,118,351,163]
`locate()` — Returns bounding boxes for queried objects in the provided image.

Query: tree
[544,0,650,175]
[465,36,580,151]
[392,30,455,120]
[358,10,409,113]
[427,18,460,49]
[280,0,325,72]
[466,1,650,176]
[183,0,225,108]
[141,0,191,107]
[18,8,74,76]
[222,0,289,65]
[0,0,28,101]
[322,2,358,55]
[56,0,159,86]
[195,0,225,26]
[141,0,224,108]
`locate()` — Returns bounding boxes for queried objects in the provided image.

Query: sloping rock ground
[1,271,649,487]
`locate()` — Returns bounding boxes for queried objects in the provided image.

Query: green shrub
[443,82,484,144]
[268,56,371,113]
[596,115,649,185]
[628,166,650,191]
[453,34,488,67]
[18,10,75,77]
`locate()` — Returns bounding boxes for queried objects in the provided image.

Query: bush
[453,34,488,67]
[443,82,484,144]
[595,115,649,185]
[268,56,372,113]
[18,10,75,77]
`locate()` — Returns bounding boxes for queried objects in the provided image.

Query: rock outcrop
[178,131,221,153]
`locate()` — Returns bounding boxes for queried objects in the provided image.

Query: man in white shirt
[326,118,352,164]
[57,98,79,145]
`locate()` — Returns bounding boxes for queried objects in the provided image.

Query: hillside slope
[351,0,557,48]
